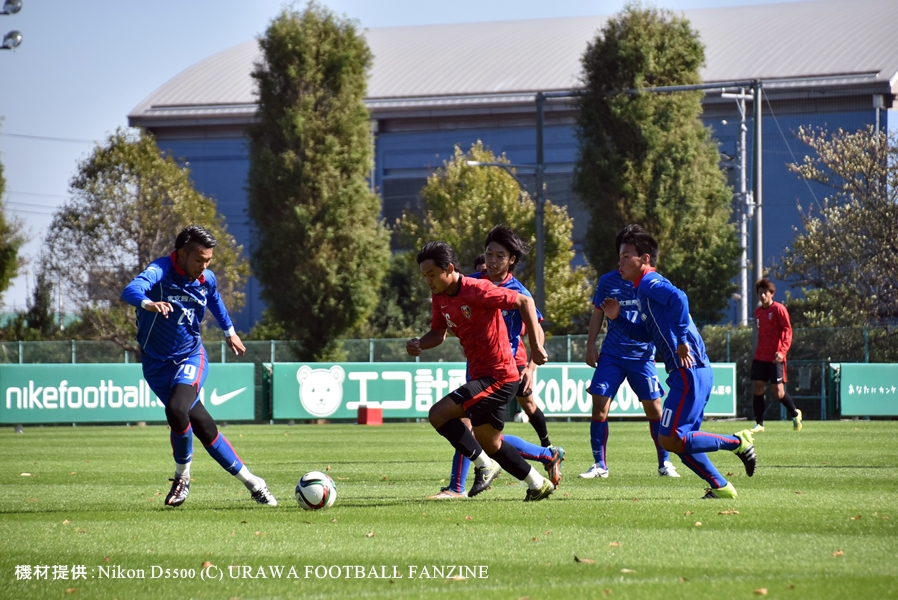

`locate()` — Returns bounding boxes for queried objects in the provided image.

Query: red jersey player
[407,241,553,501]
[750,278,802,432]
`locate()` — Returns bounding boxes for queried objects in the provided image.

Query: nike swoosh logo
[210,387,246,406]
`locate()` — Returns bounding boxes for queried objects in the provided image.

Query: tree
[398,142,591,334]
[778,125,898,326]
[44,128,248,347]
[573,3,740,323]
[0,147,26,304]
[247,3,390,360]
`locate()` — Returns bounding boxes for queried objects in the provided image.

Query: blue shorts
[141,346,209,408]
[588,354,663,400]
[659,366,713,439]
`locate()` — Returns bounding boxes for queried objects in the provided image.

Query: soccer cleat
[523,479,555,502]
[657,461,681,477]
[793,408,803,431]
[428,487,467,499]
[578,463,609,479]
[249,479,278,506]
[468,461,502,497]
[701,481,738,499]
[545,446,565,486]
[733,430,757,477]
[749,423,765,434]
[165,476,190,507]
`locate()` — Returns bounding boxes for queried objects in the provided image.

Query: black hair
[483,224,529,272]
[620,231,659,267]
[473,253,486,271]
[417,241,461,272]
[755,278,776,295]
[615,224,645,254]
[175,225,217,251]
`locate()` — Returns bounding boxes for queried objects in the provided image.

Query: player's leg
[750,360,768,432]
[502,434,565,486]
[772,362,802,430]
[642,398,680,477]
[582,355,625,478]
[628,361,679,477]
[429,382,497,488]
[429,418,472,499]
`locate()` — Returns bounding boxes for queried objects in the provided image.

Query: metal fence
[2,325,895,421]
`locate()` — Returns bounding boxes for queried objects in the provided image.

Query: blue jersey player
[581,225,680,480]
[121,225,277,508]
[601,230,757,499]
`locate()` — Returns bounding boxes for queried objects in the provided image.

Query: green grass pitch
[1,420,896,599]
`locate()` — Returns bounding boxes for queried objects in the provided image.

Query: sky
[0,0,806,312]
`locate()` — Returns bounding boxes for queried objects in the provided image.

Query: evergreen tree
[399,142,591,334]
[247,3,390,359]
[0,148,26,304]
[574,3,740,323]
[44,128,248,347]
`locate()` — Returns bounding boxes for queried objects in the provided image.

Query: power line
[0,132,97,144]
[7,190,68,200]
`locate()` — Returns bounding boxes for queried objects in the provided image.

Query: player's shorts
[659,366,713,440]
[588,354,663,400]
[516,365,533,398]
[448,376,518,431]
[751,359,786,384]
[141,346,208,408]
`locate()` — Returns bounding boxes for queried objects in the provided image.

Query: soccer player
[408,241,554,502]
[429,226,563,499]
[750,278,802,432]
[600,231,756,499]
[121,225,277,508]
[581,224,680,480]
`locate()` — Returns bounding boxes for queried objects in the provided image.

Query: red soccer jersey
[754,301,793,362]
[431,277,520,382]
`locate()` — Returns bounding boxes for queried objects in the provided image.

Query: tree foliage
[399,142,592,334]
[573,3,740,323]
[247,2,391,360]
[44,128,248,347]
[0,147,26,304]
[778,126,898,326]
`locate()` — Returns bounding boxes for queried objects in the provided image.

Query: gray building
[129,0,898,331]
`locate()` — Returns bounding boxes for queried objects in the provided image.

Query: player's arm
[585,306,604,368]
[407,329,447,356]
[205,273,245,356]
[776,303,793,362]
[600,298,652,343]
[514,293,548,365]
[121,261,173,317]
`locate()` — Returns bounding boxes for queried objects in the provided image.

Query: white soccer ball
[295,471,337,510]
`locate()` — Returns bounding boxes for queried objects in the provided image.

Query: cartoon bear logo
[297,365,345,417]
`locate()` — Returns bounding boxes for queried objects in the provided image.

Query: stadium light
[0,0,22,15]
[1,29,21,49]
[466,159,546,315]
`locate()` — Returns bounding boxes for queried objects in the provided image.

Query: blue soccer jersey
[592,270,655,361]
[611,270,709,373]
[121,252,234,362]
[469,272,543,359]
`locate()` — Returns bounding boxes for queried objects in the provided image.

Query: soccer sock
[676,452,728,489]
[234,466,263,491]
[590,419,609,469]
[436,419,483,463]
[523,466,547,490]
[527,408,551,447]
[753,394,766,425]
[448,450,471,494]
[487,440,531,481]
[170,424,193,475]
[780,392,798,419]
[503,434,553,465]
[682,431,740,453]
[202,432,245,476]
[649,419,669,467]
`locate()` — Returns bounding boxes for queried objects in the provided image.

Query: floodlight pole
[534,92,546,315]
[752,80,763,308]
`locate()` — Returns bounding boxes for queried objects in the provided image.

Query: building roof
[129,0,898,126]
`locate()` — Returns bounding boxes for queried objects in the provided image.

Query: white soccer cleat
[657,461,681,477]
[250,479,278,506]
[578,463,609,479]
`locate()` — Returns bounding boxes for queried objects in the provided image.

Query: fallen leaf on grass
[718,510,740,515]
[77,529,86,534]
[679,577,689,582]
[254,531,261,536]
[382,476,388,481]
[574,556,595,564]
[531,537,539,542]
[794,491,803,495]
[631,498,639,502]
[65,588,76,594]
[694,522,702,527]
[27,498,39,503]
[103,557,110,562]
[620,568,637,573]
[62,520,70,525]
[202,561,213,568]
[465,515,473,521]
[850,515,862,520]
[365,532,375,538]
[684,511,693,515]
[563,492,570,498]
[727,472,736,477]
[832,550,843,557]
[69,471,77,475]
[20,473,31,477]
[545,530,551,535]
[787,584,795,590]
[447,575,467,581]
[331,518,337,523]
[754,588,768,595]
[608,541,621,547]
[336,477,349,481]
[326,465,331,471]
[229,531,236,536]
[602,589,613,596]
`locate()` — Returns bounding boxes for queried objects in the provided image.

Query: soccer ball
[295,471,337,510]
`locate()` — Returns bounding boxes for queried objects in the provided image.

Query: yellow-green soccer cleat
[701,481,738,499]
[749,423,765,434]
[793,408,803,431]
[524,479,555,502]
[733,429,757,477]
